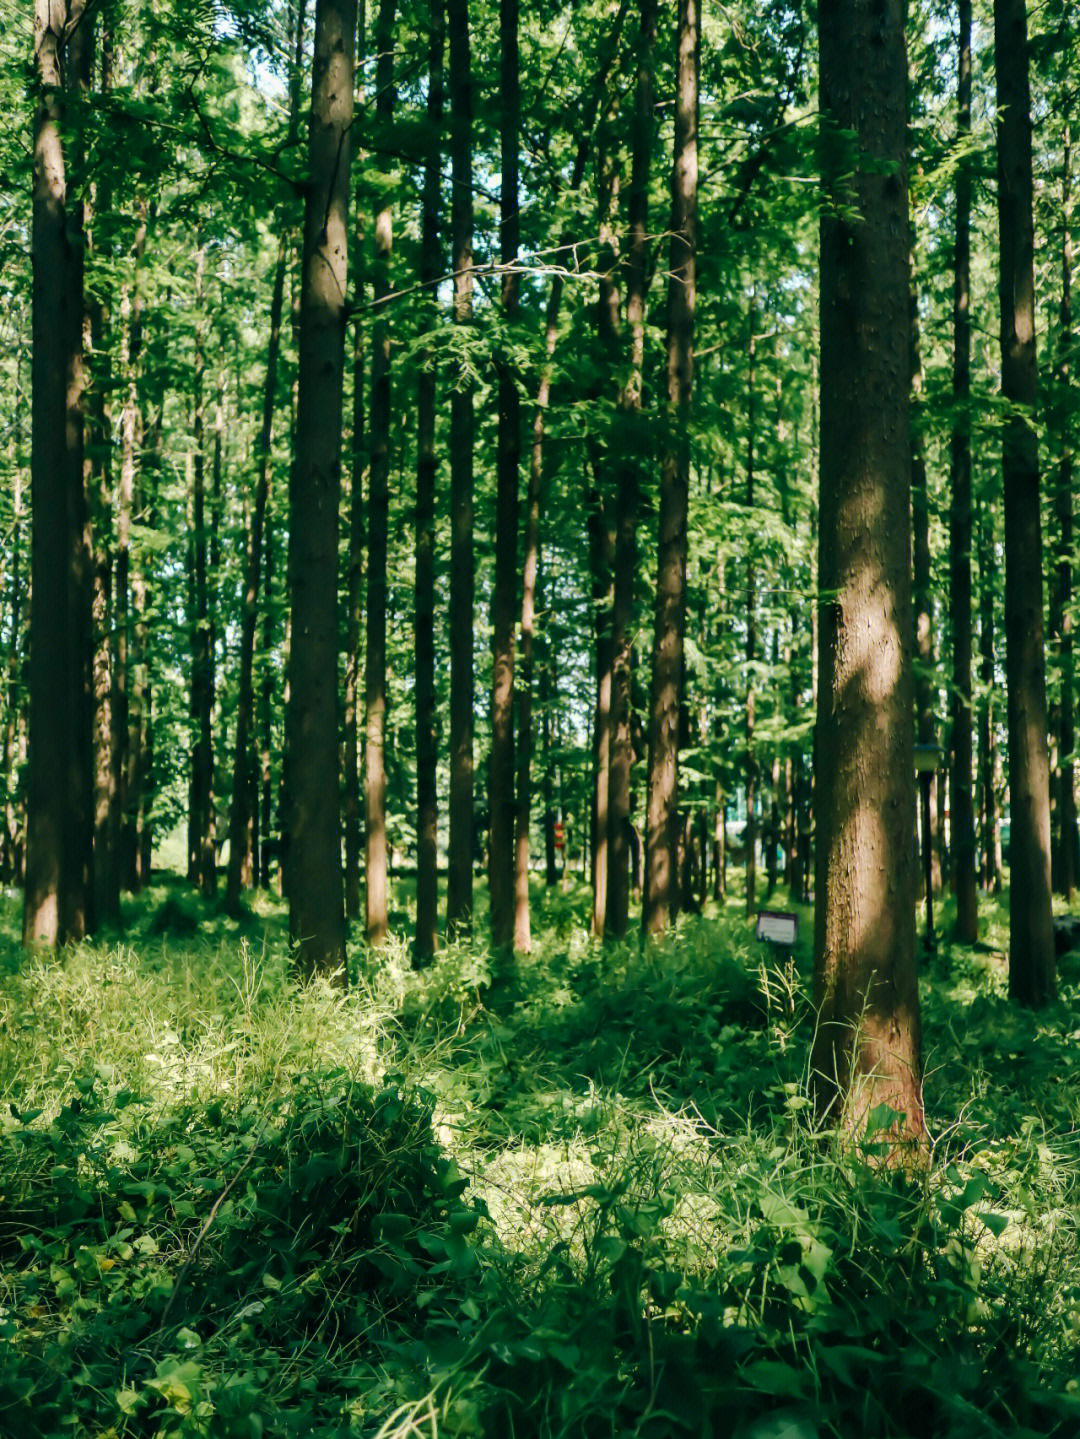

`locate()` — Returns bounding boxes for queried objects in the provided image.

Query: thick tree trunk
[227,0,305,915]
[285,0,357,976]
[642,0,697,936]
[811,0,924,1140]
[607,0,654,940]
[365,0,397,946]
[25,0,95,946]
[1050,126,1077,897]
[994,0,1055,1006]
[446,0,475,936]
[950,0,979,942]
[488,0,520,953]
[414,0,444,964]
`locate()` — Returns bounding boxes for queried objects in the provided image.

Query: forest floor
[1,876,1080,1439]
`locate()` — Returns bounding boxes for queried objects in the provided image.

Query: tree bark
[643,0,697,936]
[365,0,397,946]
[950,0,978,942]
[414,0,444,963]
[811,0,924,1141]
[977,493,1000,891]
[993,0,1055,1006]
[487,0,521,953]
[1050,124,1077,897]
[607,0,654,940]
[744,297,758,919]
[25,0,95,946]
[446,0,475,936]
[187,247,216,899]
[285,0,357,976]
[910,264,941,903]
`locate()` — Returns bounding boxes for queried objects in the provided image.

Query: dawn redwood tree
[811,0,924,1138]
[994,0,1055,1006]
[950,0,978,942]
[643,0,698,936]
[285,0,357,976]
[414,0,444,964]
[606,0,654,940]
[446,0,475,936]
[365,0,397,947]
[24,0,95,947]
[488,0,520,954]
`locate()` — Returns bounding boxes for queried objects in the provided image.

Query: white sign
[756,910,798,946]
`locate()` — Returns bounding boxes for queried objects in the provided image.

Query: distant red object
[554,822,565,851]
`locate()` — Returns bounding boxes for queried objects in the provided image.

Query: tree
[643,0,698,936]
[284,0,357,976]
[950,0,978,943]
[811,0,924,1138]
[606,0,654,940]
[365,0,397,947]
[24,0,95,946]
[415,0,444,964]
[446,0,475,937]
[994,0,1055,1007]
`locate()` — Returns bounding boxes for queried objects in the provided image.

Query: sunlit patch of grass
[1,877,1080,1435]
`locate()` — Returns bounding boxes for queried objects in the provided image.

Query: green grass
[1,877,1079,1437]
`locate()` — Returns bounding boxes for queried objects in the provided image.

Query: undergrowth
[0,879,1079,1437]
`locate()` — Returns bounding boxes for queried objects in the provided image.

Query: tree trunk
[744,298,758,919]
[994,0,1055,1006]
[365,0,397,947]
[950,0,979,942]
[487,0,520,954]
[25,0,95,946]
[446,0,475,936]
[1050,124,1077,897]
[643,0,697,936]
[910,267,942,905]
[588,459,614,938]
[227,0,305,915]
[607,0,654,940]
[285,0,357,976]
[415,0,444,963]
[977,494,999,892]
[811,0,924,1140]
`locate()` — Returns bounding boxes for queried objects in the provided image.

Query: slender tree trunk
[950,0,978,941]
[643,0,697,936]
[4,468,23,883]
[25,0,95,946]
[1051,124,1077,897]
[285,0,357,976]
[446,0,475,935]
[811,0,924,1140]
[978,493,1000,891]
[607,0,654,940]
[588,460,614,938]
[910,263,941,902]
[344,223,365,919]
[227,0,306,914]
[487,0,520,953]
[187,246,215,897]
[365,0,397,946]
[744,298,758,918]
[415,0,444,963]
[994,0,1055,1006]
